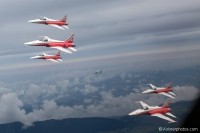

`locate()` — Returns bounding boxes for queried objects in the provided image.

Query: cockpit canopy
[39,38,48,42]
[143,106,149,110]
[152,88,157,90]
[40,17,47,20]
[39,54,45,56]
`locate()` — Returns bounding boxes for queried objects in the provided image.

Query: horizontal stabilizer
[168,92,176,96]
[49,24,65,30]
[46,59,60,63]
[166,112,176,118]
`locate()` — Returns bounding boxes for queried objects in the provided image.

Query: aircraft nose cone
[24,42,30,45]
[24,42,32,45]
[128,113,134,116]
[30,57,36,59]
[128,111,136,116]
[142,89,153,94]
[30,56,39,59]
[141,91,146,94]
[142,90,148,94]
[24,42,29,45]
[28,20,36,23]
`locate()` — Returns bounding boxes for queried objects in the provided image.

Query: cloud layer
[0,85,199,126]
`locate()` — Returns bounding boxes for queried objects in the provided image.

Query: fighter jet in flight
[31,51,62,63]
[24,34,76,54]
[94,70,102,75]
[128,100,177,123]
[28,15,68,30]
[142,83,176,99]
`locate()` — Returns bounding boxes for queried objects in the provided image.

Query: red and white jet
[28,15,68,30]
[31,51,62,63]
[142,83,176,99]
[128,100,177,123]
[24,34,76,54]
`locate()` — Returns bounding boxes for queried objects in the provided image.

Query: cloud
[174,86,200,101]
[80,84,99,95]
[0,85,199,127]
[0,93,26,125]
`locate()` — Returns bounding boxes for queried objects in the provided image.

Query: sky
[0,0,200,127]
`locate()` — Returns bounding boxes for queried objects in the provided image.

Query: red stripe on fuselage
[39,55,61,60]
[48,42,73,48]
[38,20,67,26]
[135,107,170,116]
[148,107,170,115]
[34,42,73,48]
[153,88,172,93]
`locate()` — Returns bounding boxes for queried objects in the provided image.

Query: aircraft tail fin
[60,15,67,22]
[162,99,171,108]
[65,34,74,43]
[166,81,173,89]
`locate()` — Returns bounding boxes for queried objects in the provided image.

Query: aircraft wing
[137,101,150,108]
[46,59,60,63]
[49,24,65,30]
[149,84,157,90]
[51,47,72,54]
[151,113,176,123]
[68,47,77,52]
[159,92,175,99]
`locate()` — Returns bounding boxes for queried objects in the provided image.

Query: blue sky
[0,0,200,76]
[0,0,200,127]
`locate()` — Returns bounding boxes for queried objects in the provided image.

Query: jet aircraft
[128,100,177,123]
[24,34,76,54]
[94,70,102,75]
[28,15,68,30]
[142,83,176,99]
[31,51,62,63]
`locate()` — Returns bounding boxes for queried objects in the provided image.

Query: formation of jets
[25,15,76,63]
[129,83,177,123]
[26,14,177,124]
